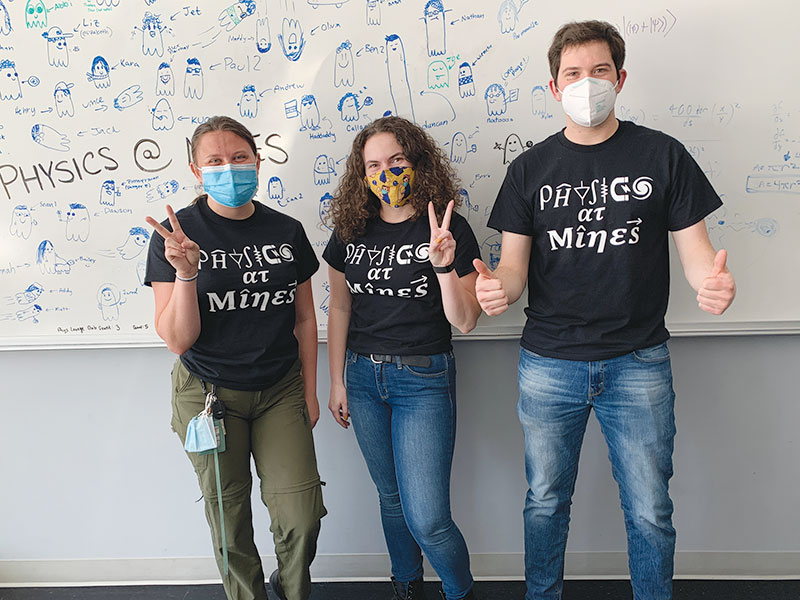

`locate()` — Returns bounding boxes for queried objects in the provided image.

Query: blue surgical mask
[201,163,258,207]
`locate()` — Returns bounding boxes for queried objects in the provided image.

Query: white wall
[2,336,799,584]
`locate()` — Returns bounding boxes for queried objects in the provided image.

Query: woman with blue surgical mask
[144,116,325,600]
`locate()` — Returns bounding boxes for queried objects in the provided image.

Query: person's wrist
[175,269,199,281]
[431,262,455,273]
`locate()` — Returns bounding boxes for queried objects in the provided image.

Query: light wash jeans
[517,343,677,600]
[345,349,474,600]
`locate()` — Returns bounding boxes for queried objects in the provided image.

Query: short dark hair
[547,20,625,82]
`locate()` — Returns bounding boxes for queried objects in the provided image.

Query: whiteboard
[0,0,798,350]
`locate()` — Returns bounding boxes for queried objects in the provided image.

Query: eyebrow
[562,61,613,72]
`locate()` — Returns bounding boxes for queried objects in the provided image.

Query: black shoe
[391,576,427,599]
[439,588,477,600]
[269,569,287,600]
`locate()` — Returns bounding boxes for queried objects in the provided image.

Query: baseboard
[2,552,799,586]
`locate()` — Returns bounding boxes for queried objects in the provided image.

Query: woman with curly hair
[323,116,482,600]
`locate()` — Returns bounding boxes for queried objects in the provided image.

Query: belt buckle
[369,354,385,364]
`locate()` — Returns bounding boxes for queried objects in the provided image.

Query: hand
[474,258,509,316]
[306,396,320,428]
[328,385,350,429]
[697,249,735,315]
[428,200,456,268]
[145,204,201,279]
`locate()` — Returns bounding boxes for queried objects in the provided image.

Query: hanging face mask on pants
[558,77,619,128]
[365,166,416,208]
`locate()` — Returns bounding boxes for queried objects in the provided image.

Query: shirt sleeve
[450,214,480,277]
[487,158,535,235]
[321,229,346,273]
[293,222,320,283]
[144,219,175,286]
[667,142,723,231]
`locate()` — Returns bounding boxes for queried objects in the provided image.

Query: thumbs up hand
[697,249,736,315]
[474,258,509,316]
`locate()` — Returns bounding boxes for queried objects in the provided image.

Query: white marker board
[0,0,797,349]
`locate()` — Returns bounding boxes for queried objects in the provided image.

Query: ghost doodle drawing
[238,84,258,118]
[498,0,528,34]
[0,1,11,36]
[155,62,174,96]
[313,154,336,186]
[60,203,90,241]
[53,81,74,117]
[9,205,34,239]
[183,58,204,99]
[114,85,144,111]
[151,98,175,130]
[267,176,284,201]
[423,0,446,57]
[338,92,372,122]
[385,34,415,121]
[25,0,47,30]
[42,26,72,67]
[485,83,507,116]
[366,0,380,26]
[36,240,71,274]
[0,59,22,100]
[334,41,354,88]
[31,124,70,152]
[427,60,448,90]
[278,18,305,62]
[256,16,271,53]
[117,226,150,260]
[141,12,165,57]
[100,180,120,206]
[449,132,475,164]
[300,94,320,131]
[97,284,125,321]
[319,192,333,230]
[458,62,475,98]
[87,55,111,89]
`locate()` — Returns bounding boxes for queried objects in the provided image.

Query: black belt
[365,353,431,367]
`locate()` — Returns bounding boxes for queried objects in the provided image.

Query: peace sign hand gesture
[428,200,456,269]
[145,204,200,279]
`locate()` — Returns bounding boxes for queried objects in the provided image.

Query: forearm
[294,313,318,406]
[493,265,527,305]
[438,271,481,333]
[153,282,202,354]
[327,305,350,391]
[681,245,718,291]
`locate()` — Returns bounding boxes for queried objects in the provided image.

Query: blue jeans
[345,350,474,600]
[518,343,677,600]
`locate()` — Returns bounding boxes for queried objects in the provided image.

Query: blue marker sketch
[97,284,125,321]
[334,41,354,87]
[319,192,333,230]
[365,0,380,26]
[9,205,35,239]
[300,94,320,131]
[118,226,150,259]
[338,92,372,122]
[0,59,22,100]
[145,179,179,202]
[25,0,47,30]
[495,133,530,164]
[485,83,513,116]
[42,26,73,67]
[498,0,528,34]
[256,16,271,53]
[0,1,11,36]
[87,55,111,89]
[267,176,284,200]
[313,154,336,185]
[238,84,259,118]
[427,60,448,90]
[36,240,71,274]
[219,1,257,32]
[58,203,90,242]
[140,12,165,57]
[14,282,44,305]
[136,260,147,286]
[100,180,121,206]
[422,0,446,57]
[183,58,204,99]
[16,304,42,323]
[457,188,478,222]
[457,62,475,98]
[481,233,502,269]
[96,0,121,6]
[278,18,305,62]
[53,81,74,117]
[385,34,415,121]
[319,281,330,315]
[531,85,550,118]
[448,132,476,164]
[114,85,144,110]
[308,0,350,7]
[31,124,70,152]
[151,98,174,130]
[155,62,174,96]
[706,208,780,244]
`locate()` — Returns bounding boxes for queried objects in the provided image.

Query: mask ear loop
[200,381,228,575]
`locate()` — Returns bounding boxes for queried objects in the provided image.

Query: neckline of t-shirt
[556,120,630,153]
[197,195,262,225]
[373,213,418,229]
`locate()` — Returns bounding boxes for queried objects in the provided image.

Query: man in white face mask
[474,20,736,600]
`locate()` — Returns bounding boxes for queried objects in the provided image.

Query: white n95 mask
[559,77,619,128]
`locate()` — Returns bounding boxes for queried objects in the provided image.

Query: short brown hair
[189,115,258,163]
[547,20,625,83]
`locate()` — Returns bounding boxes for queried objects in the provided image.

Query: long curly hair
[327,116,461,242]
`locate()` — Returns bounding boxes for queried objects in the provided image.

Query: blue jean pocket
[633,342,670,363]
[402,353,450,378]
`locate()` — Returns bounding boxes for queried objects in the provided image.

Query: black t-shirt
[488,121,722,360]
[145,196,319,390]
[323,212,479,355]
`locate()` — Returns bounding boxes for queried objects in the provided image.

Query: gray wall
[2,336,799,583]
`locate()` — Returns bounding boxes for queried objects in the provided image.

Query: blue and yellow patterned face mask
[365,166,415,208]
